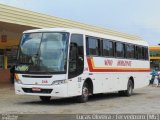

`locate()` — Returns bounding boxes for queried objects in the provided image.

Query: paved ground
[0,84,160,114]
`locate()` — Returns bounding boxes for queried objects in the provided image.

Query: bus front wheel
[77,83,89,103]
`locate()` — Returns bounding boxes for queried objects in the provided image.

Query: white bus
[14,28,150,103]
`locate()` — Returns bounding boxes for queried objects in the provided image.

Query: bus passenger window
[102,39,114,57]
[116,42,125,58]
[144,47,149,60]
[126,44,135,59]
[137,46,143,59]
[86,37,100,56]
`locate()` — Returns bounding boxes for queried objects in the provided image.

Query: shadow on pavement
[18,92,145,106]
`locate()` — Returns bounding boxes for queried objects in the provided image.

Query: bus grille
[22,88,53,94]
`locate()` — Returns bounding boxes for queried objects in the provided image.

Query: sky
[0,0,160,45]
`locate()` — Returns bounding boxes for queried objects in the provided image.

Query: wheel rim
[82,87,89,98]
[128,83,133,95]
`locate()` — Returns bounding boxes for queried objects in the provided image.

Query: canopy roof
[0,4,142,41]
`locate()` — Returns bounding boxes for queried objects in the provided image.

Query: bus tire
[124,80,133,96]
[39,96,51,102]
[77,82,89,103]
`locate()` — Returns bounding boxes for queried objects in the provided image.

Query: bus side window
[143,47,149,60]
[102,39,114,57]
[126,44,135,59]
[137,46,143,59]
[115,42,125,58]
[86,37,100,56]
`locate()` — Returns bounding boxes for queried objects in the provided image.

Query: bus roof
[23,28,148,46]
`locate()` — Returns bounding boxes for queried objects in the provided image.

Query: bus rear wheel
[77,83,89,103]
[124,79,133,96]
[118,80,133,97]
[39,96,51,102]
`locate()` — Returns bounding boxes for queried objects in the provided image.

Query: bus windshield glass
[16,32,69,73]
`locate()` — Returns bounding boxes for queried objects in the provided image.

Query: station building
[0,4,149,83]
[149,46,160,70]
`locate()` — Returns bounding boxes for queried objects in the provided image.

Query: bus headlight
[14,73,22,84]
[52,80,67,85]
[15,79,23,84]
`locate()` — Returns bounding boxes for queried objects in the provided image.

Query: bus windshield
[16,32,69,73]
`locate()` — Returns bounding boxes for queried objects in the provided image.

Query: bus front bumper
[14,82,68,98]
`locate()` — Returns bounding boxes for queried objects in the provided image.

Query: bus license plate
[32,87,41,91]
